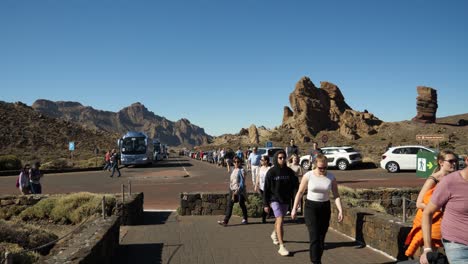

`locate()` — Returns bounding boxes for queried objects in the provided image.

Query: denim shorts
[442,238,468,264]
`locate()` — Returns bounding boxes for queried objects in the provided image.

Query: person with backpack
[17,163,31,195]
[217,156,248,226]
[29,161,43,194]
[109,149,121,177]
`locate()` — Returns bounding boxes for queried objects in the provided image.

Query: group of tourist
[16,161,43,195]
[103,149,121,177]
[218,140,343,263]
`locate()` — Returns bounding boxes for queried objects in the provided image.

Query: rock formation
[32,100,212,147]
[282,76,382,140]
[248,124,259,145]
[412,86,438,123]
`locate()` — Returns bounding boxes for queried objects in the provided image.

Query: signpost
[416,134,445,149]
[266,141,273,148]
[416,149,438,178]
[69,142,75,160]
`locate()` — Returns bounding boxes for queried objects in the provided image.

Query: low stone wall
[0,192,144,263]
[178,191,414,260]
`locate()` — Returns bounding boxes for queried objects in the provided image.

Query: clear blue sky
[1,0,467,136]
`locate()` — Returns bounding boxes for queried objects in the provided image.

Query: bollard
[128,180,132,196]
[102,196,106,219]
[402,196,406,223]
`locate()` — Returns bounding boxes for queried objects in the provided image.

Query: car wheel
[301,160,310,170]
[386,162,400,173]
[337,159,349,170]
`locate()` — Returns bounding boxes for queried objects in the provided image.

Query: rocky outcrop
[248,124,259,145]
[412,86,438,123]
[282,77,382,139]
[32,100,212,147]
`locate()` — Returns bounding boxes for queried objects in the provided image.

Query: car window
[344,148,357,153]
[257,149,266,155]
[393,148,407,154]
[268,149,281,157]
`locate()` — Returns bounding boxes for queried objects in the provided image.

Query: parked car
[459,155,466,170]
[380,145,436,173]
[256,147,284,164]
[299,146,362,171]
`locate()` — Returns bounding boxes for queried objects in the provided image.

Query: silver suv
[299,146,362,170]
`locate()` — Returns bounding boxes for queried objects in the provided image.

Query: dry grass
[0,242,40,264]
[18,192,116,225]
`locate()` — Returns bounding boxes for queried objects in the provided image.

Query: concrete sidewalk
[117,211,396,264]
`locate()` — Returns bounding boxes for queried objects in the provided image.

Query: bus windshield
[121,137,146,154]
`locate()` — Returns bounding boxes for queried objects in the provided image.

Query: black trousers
[224,190,248,223]
[305,199,331,264]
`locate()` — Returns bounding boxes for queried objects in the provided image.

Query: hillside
[32,100,212,147]
[0,101,119,166]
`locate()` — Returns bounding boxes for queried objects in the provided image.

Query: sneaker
[271,231,279,245]
[217,220,227,227]
[241,219,248,225]
[278,244,290,256]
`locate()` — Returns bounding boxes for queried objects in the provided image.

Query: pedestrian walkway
[117,211,396,264]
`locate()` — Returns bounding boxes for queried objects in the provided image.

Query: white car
[299,146,362,171]
[380,145,436,173]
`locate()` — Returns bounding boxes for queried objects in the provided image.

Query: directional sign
[69,142,75,151]
[416,149,438,178]
[266,141,273,148]
[416,134,445,141]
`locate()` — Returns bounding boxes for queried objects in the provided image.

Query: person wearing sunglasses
[291,153,343,264]
[263,150,299,256]
[420,154,468,264]
[255,155,271,223]
[405,150,458,258]
[218,156,248,226]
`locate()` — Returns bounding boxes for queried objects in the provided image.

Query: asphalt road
[0,157,425,210]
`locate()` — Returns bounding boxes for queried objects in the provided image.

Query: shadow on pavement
[116,243,163,264]
[140,211,173,225]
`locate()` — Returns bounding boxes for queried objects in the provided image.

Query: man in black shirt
[285,139,299,158]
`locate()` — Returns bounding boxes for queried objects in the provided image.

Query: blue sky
[1,0,467,136]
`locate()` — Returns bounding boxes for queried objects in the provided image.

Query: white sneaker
[270,231,279,245]
[278,244,290,256]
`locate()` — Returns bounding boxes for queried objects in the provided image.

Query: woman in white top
[291,154,343,264]
[255,155,271,223]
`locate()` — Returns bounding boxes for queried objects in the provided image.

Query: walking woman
[254,155,271,223]
[218,156,248,226]
[291,154,343,264]
[18,163,31,195]
[404,150,457,257]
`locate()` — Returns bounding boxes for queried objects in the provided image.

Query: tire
[386,162,400,173]
[337,159,349,170]
[301,160,310,170]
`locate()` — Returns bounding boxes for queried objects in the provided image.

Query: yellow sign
[416,134,445,141]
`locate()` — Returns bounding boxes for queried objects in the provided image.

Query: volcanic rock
[412,86,438,123]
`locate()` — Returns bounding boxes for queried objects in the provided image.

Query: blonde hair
[312,154,328,170]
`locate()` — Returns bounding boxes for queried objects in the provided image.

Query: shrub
[0,242,40,264]
[0,155,22,170]
[40,158,73,170]
[233,193,263,217]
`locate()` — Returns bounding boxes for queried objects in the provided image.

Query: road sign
[416,149,438,178]
[266,141,273,148]
[69,142,75,151]
[321,134,328,144]
[416,134,445,141]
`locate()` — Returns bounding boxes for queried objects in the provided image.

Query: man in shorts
[263,150,299,256]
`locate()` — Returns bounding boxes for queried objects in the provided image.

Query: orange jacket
[404,187,443,257]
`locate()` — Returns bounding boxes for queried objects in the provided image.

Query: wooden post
[402,196,407,223]
[102,196,106,219]
[128,180,132,196]
[121,184,125,205]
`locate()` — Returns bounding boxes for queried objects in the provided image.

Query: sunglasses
[444,159,458,164]
[234,161,241,164]
[278,156,285,160]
